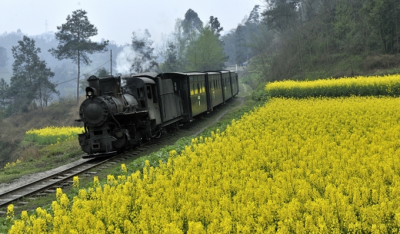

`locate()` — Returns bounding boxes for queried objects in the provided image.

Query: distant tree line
[261,0,400,80]
[0,8,229,118]
[108,8,227,75]
[0,8,241,117]
[221,0,400,83]
[221,5,264,68]
[158,9,227,72]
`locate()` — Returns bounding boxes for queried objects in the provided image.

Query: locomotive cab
[124,75,162,139]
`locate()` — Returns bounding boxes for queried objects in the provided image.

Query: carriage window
[197,83,200,94]
[138,88,144,98]
[152,86,157,103]
[191,84,194,95]
[146,86,152,99]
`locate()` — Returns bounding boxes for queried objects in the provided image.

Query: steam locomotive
[76,71,239,158]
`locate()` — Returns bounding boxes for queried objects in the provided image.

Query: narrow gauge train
[76,71,239,158]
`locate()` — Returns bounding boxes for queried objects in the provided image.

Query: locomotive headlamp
[85,87,97,98]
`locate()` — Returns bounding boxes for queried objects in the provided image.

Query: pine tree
[10,36,57,113]
[49,9,108,104]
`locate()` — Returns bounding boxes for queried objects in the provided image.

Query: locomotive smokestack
[87,75,100,96]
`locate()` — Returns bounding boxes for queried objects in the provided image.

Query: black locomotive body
[77,70,239,158]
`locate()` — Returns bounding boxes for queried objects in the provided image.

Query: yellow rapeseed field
[3,159,21,169]
[8,96,400,233]
[266,74,400,97]
[25,126,84,145]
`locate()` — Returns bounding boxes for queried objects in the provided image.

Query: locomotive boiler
[78,75,137,157]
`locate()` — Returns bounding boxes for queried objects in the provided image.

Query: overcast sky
[1,0,263,46]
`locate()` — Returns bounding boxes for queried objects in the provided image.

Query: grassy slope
[0,98,84,179]
[291,54,400,81]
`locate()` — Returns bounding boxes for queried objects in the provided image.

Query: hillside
[0,98,84,169]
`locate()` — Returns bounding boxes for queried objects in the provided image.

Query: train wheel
[112,135,127,149]
[144,133,151,141]
[153,130,162,138]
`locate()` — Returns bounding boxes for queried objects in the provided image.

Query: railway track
[0,157,108,207]
[0,133,177,211]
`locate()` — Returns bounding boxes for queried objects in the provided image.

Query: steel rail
[0,132,176,209]
[0,156,114,207]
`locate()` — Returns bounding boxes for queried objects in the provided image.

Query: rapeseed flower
[266,74,400,97]
[73,176,79,188]
[8,96,400,233]
[25,126,84,145]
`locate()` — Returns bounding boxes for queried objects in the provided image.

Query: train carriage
[159,72,208,122]
[206,71,224,109]
[189,73,208,116]
[124,72,184,130]
[220,71,232,102]
[230,70,239,96]
[153,75,184,127]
